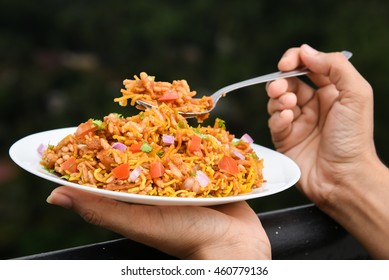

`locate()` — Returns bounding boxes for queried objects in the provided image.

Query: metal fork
[137,50,353,118]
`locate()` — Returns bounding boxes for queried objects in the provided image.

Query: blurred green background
[1,0,388,259]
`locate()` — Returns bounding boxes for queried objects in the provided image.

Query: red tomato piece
[150,161,165,179]
[61,157,78,173]
[188,135,202,153]
[75,120,97,138]
[112,163,130,180]
[218,155,239,175]
[158,90,179,101]
[129,143,142,153]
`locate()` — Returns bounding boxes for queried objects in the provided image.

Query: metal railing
[15,204,370,260]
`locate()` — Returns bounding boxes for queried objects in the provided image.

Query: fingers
[277,47,302,71]
[267,78,314,113]
[266,79,297,142]
[267,109,294,138]
[47,187,152,235]
[266,79,295,113]
[46,186,269,259]
[46,186,194,255]
[266,77,315,136]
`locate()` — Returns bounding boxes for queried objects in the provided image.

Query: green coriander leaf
[139,112,145,120]
[113,113,124,119]
[193,128,209,139]
[92,119,104,130]
[156,151,165,157]
[140,142,153,153]
[215,118,226,129]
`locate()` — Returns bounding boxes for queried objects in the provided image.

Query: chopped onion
[112,142,127,152]
[241,133,254,144]
[195,170,210,188]
[162,134,175,145]
[37,143,45,155]
[232,150,245,160]
[129,166,142,182]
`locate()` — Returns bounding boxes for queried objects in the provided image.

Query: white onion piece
[241,133,254,144]
[112,142,127,152]
[162,134,175,145]
[195,170,210,188]
[37,143,45,155]
[233,150,245,160]
[129,166,142,182]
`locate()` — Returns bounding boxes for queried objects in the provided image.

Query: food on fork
[114,72,214,122]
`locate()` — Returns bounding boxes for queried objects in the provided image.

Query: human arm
[266,44,389,259]
[47,186,271,260]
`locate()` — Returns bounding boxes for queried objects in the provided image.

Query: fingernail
[301,44,319,55]
[47,190,73,209]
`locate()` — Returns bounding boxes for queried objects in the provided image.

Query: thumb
[46,186,182,251]
[46,186,224,258]
[299,44,372,99]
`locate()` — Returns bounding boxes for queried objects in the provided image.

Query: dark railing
[15,204,370,260]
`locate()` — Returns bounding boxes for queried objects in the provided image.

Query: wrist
[321,155,389,258]
[324,154,388,211]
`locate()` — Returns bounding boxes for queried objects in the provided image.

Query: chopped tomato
[61,157,78,173]
[188,135,202,153]
[150,161,165,179]
[158,90,179,101]
[112,163,130,180]
[129,143,142,153]
[218,155,239,175]
[75,120,97,138]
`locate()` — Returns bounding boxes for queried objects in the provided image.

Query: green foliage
[1,0,388,258]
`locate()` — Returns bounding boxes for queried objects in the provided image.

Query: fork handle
[212,50,352,101]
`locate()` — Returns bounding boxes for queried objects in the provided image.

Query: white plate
[9,127,300,206]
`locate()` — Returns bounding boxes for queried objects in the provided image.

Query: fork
[136,50,353,118]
